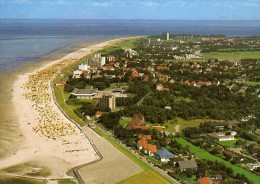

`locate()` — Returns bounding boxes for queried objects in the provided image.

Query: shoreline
[0,36,141,181]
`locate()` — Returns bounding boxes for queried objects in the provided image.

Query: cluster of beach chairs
[22,59,77,139]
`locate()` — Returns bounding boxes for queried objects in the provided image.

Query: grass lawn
[119,117,132,128]
[203,51,260,61]
[118,171,169,184]
[146,156,162,165]
[99,37,144,55]
[63,91,71,100]
[58,180,76,184]
[245,81,260,86]
[176,137,260,184]
[0,177,43,184]
[164,118,224,133]
[217,140,237,148]
[92,127,170,184]
[85,85,92,89]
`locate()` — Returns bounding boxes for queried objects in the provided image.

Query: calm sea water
[0,19,260,74]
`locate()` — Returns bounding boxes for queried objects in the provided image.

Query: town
[54,34,260,184]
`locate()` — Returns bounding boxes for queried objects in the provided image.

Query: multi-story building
[98,94,116,111]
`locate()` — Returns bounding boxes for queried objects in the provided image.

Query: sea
[1,19,260,74]
[0,19,260,158]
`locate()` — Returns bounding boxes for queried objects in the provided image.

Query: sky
[0,0,260,20]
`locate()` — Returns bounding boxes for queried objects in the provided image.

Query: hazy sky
[0,0,260,20]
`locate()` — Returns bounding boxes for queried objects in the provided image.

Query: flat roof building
[99,94,116,111]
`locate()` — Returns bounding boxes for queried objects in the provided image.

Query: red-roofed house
[156,83,169,91]
[103,65,115,71]
[131,70,139,77]
[143,75,149,82]
[95,111,106,117]
[138,134,152,140]
[89,65,98,72]
[146,144,157,156]
[137,139,148,150]
[196,177,213,184]
[156,65,169,70]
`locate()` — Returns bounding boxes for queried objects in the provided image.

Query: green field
[217,140,237,148]
[119,117,132,128]
[118,171,169,184]
[203,51,260,61]
[93,127,170,184]
[0,177,42,184]
[176,138,260,184]
[164,118,223,133]
[99,37,144,55]
[58,180,76,184]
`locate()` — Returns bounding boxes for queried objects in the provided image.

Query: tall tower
[166,33,170,40]
[100,56,106,67]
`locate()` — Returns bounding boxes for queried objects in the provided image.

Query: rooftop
[178,160,197,169]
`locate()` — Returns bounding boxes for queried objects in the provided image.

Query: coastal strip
[0,37,141,182]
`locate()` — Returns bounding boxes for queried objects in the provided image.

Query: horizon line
[1,18,260,21]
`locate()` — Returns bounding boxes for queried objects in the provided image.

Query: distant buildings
[98,94,116,111]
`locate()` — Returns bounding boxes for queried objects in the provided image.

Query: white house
[209,133,235,141]
[79,64,89,71]
[73,70,83,78]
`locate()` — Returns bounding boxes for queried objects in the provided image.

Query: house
[103,65,115,71]
[126,114,144,130]
[89,65,98,72]
[95,111,106,117]
[154,147,174,162]
[79,64,89,71]
[138,134,152,140]
[72,70,83,78]
[71,88,97,99]
[208,133,235,141]
[137,139,148,150]
[136,139,157,156]
[156,65,169,70]
[207,174,223,184]
[245,163,260,171]
[177,160,197,171]
[170,156,184,165]
[156,83,169,91]
[196,177,213,184]
[146,144,157,156]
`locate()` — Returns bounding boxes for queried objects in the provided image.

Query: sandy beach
[0,38,140,182]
